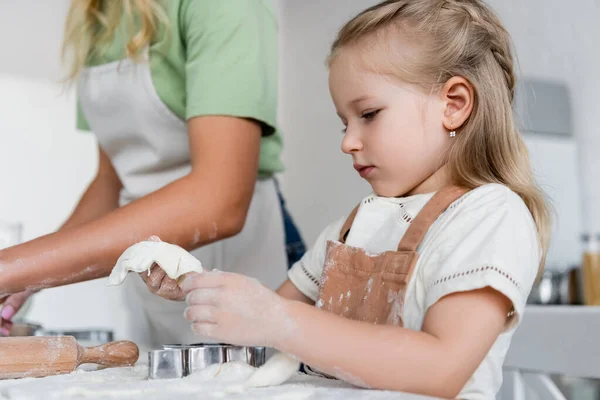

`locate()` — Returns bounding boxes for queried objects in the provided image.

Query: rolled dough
[108,241,203,286]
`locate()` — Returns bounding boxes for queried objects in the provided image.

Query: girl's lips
[353,164,375,178]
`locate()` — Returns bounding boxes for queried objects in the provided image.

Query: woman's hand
[181,271,295,347]
[137,236,187,301]
[138,267,187,301]
[0,289,37,335]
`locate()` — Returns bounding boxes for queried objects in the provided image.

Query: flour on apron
[305,186,469,378]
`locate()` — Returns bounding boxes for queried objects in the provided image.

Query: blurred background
[0,1,598,398]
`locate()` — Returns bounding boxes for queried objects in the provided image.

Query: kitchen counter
[0,361,441,400]
[505,305,600,378]
[4,305,595,399]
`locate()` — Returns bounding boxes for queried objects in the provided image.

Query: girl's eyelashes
[340,109,381,133]
[361,109,381,120]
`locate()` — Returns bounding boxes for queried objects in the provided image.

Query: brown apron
[316,186,469,327]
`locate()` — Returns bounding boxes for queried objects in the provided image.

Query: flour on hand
[107,240,203,286]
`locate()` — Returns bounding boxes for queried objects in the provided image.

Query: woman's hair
[62,0,169,82]
[329,0,551,275]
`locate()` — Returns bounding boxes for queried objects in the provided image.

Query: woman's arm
[0,116,261,295]
[0,147,122,330]
[60,146,122,230]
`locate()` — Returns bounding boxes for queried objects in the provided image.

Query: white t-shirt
[288,184,541,400]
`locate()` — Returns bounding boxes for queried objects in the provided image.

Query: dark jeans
[274,179,306,269]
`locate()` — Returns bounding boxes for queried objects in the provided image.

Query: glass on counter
[582,233,600,306]
[0,220,30,319]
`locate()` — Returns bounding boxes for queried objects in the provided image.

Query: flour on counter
[0,362,437,400]
[107,240,203,286]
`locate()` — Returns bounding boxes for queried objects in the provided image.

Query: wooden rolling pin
[0,336,139,379]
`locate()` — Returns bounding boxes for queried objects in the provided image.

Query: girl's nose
[341,127,363,154]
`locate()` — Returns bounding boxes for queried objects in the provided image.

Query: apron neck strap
[338,204,361,243]
[338,186,469,247]
[397,186,469,252]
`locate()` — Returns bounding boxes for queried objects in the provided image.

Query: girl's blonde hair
[330,0,551,274]
[62,0,169,82]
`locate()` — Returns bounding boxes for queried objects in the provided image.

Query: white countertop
[0,362,440,400]
[4,305,596,399]
[505,305,600,379]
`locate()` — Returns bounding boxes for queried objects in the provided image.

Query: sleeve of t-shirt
[288,217,346,302]
[180,0,279,135]
[420,184,541,332]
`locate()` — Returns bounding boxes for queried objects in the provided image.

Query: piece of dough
[245,352,300,388]
[225,351,300,393]
[107,241,203,286]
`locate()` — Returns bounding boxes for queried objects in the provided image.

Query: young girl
[180,0,550,398]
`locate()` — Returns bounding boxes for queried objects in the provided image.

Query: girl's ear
[440,76,474,133]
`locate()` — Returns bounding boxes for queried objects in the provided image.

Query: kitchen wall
[487,0,599,242]
[0,1,597,335]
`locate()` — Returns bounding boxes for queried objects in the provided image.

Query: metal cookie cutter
[148,343,266,379]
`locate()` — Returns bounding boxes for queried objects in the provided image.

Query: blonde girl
[182,0,548,398]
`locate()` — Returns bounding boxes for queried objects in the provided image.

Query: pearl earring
[449,123,456,138]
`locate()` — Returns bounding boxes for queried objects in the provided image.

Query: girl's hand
[181,271,294,347]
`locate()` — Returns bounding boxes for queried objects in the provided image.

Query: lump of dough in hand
[107,240,203,286]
